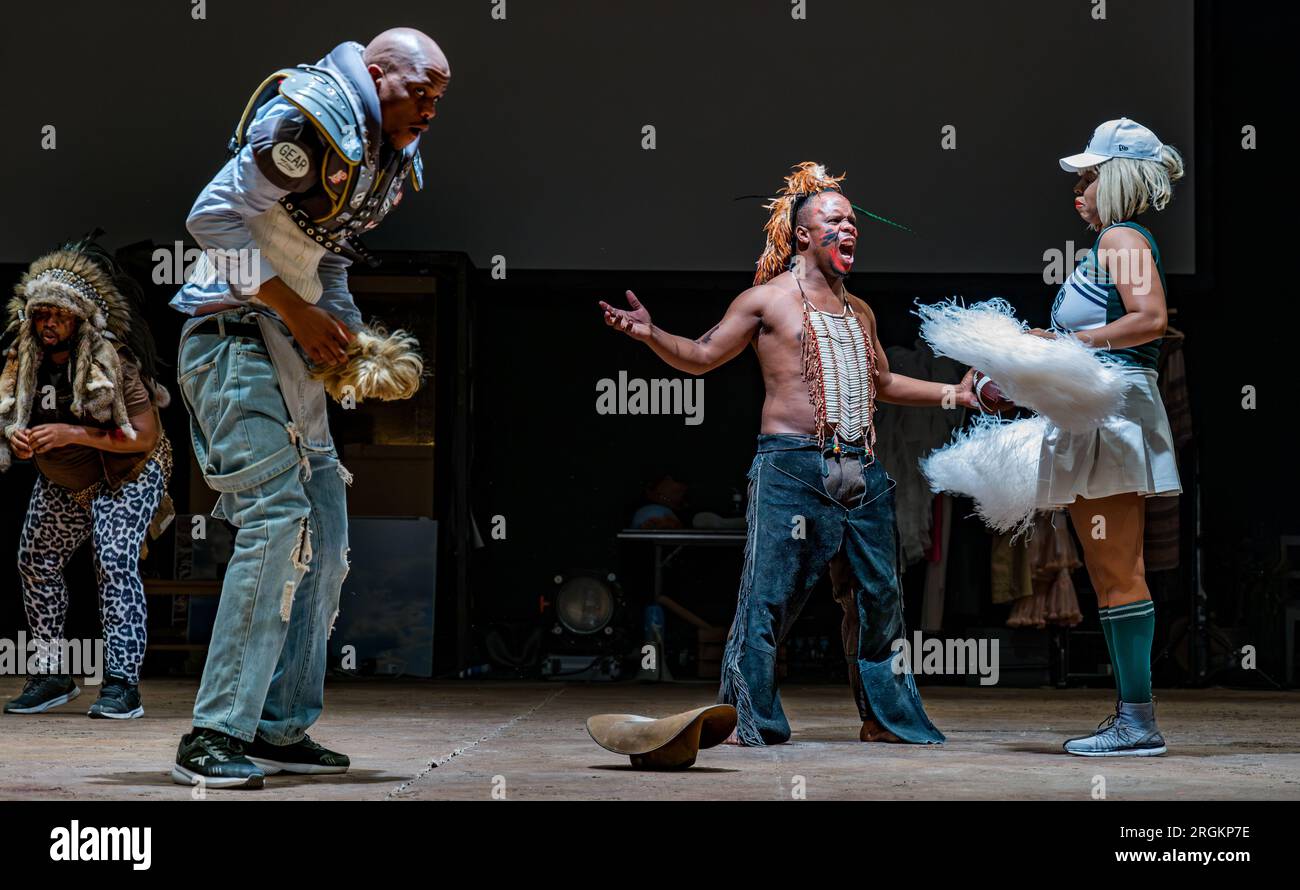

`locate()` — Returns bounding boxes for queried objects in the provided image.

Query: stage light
[554,574,617,635]
[538,571,629,681]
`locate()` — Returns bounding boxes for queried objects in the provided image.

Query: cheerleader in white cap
[1037,118,1185,756]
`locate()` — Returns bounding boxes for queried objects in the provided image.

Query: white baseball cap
[1059,117,1164,172]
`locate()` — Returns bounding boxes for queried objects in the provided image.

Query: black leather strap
[223,321,264,340]
[195,314,263,340]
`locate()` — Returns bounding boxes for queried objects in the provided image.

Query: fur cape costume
[0,249,142,470]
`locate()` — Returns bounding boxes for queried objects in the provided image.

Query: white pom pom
[920,415,1047,537]
[916,298,1130,433]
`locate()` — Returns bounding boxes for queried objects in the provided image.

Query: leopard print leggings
[17,460,164,685]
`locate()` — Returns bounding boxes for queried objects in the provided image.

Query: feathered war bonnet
[0,247,137,470]
[753,161,847,286]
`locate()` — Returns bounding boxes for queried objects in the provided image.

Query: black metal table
[616,528,747,603]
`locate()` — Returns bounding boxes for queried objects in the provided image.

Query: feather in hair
[753,162,847,285]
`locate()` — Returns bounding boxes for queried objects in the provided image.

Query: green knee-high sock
[1098,607,1119,696]
[1104,600,1156,703]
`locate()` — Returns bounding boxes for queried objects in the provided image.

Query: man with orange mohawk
[601,163,977,746]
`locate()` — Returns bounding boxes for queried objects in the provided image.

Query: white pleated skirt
[1036,366,1182,507]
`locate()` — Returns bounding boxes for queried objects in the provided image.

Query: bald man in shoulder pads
[169,29,449,789]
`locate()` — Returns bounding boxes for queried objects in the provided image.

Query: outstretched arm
[851,297,978,408]
[599,287,767,375]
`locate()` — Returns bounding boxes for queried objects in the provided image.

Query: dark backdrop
[0,0,1194,272]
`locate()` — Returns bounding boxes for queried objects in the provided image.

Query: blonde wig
[1092,144,1185,228]
[311,325,424,403]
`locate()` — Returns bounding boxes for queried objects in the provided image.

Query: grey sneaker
[1064,700,1167,757]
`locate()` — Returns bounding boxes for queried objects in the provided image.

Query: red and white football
[972,370,1015,414]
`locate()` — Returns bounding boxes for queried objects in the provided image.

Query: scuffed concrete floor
[0,678,1297,800]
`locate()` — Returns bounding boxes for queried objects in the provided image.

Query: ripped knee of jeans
[327,545,351,637]
[284,421,316,482]
[280,516,314,622]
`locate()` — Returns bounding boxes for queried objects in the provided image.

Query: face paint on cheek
[821,229,851,274]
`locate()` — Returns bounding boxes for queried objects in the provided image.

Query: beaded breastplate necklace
[797,278,877,451]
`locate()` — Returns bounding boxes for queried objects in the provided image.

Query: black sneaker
[247,734,351,775]
[172,729,265,789]
[4,674,80,714]
[87,676,144,719]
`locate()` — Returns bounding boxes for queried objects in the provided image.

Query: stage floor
[1,679,1297,800]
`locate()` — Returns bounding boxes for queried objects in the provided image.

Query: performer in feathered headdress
[1,238,173,721]
[2,247,142,463]
[600,162,977,746]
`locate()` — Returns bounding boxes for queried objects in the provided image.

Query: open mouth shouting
[833,235,857,271]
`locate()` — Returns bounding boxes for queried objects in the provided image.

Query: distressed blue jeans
[718,434,944,746]
[177,310,350,744]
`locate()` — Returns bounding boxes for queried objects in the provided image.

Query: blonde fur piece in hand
[920,415,1047,538]
[312,326,424,403]
[916,298,1130,433]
